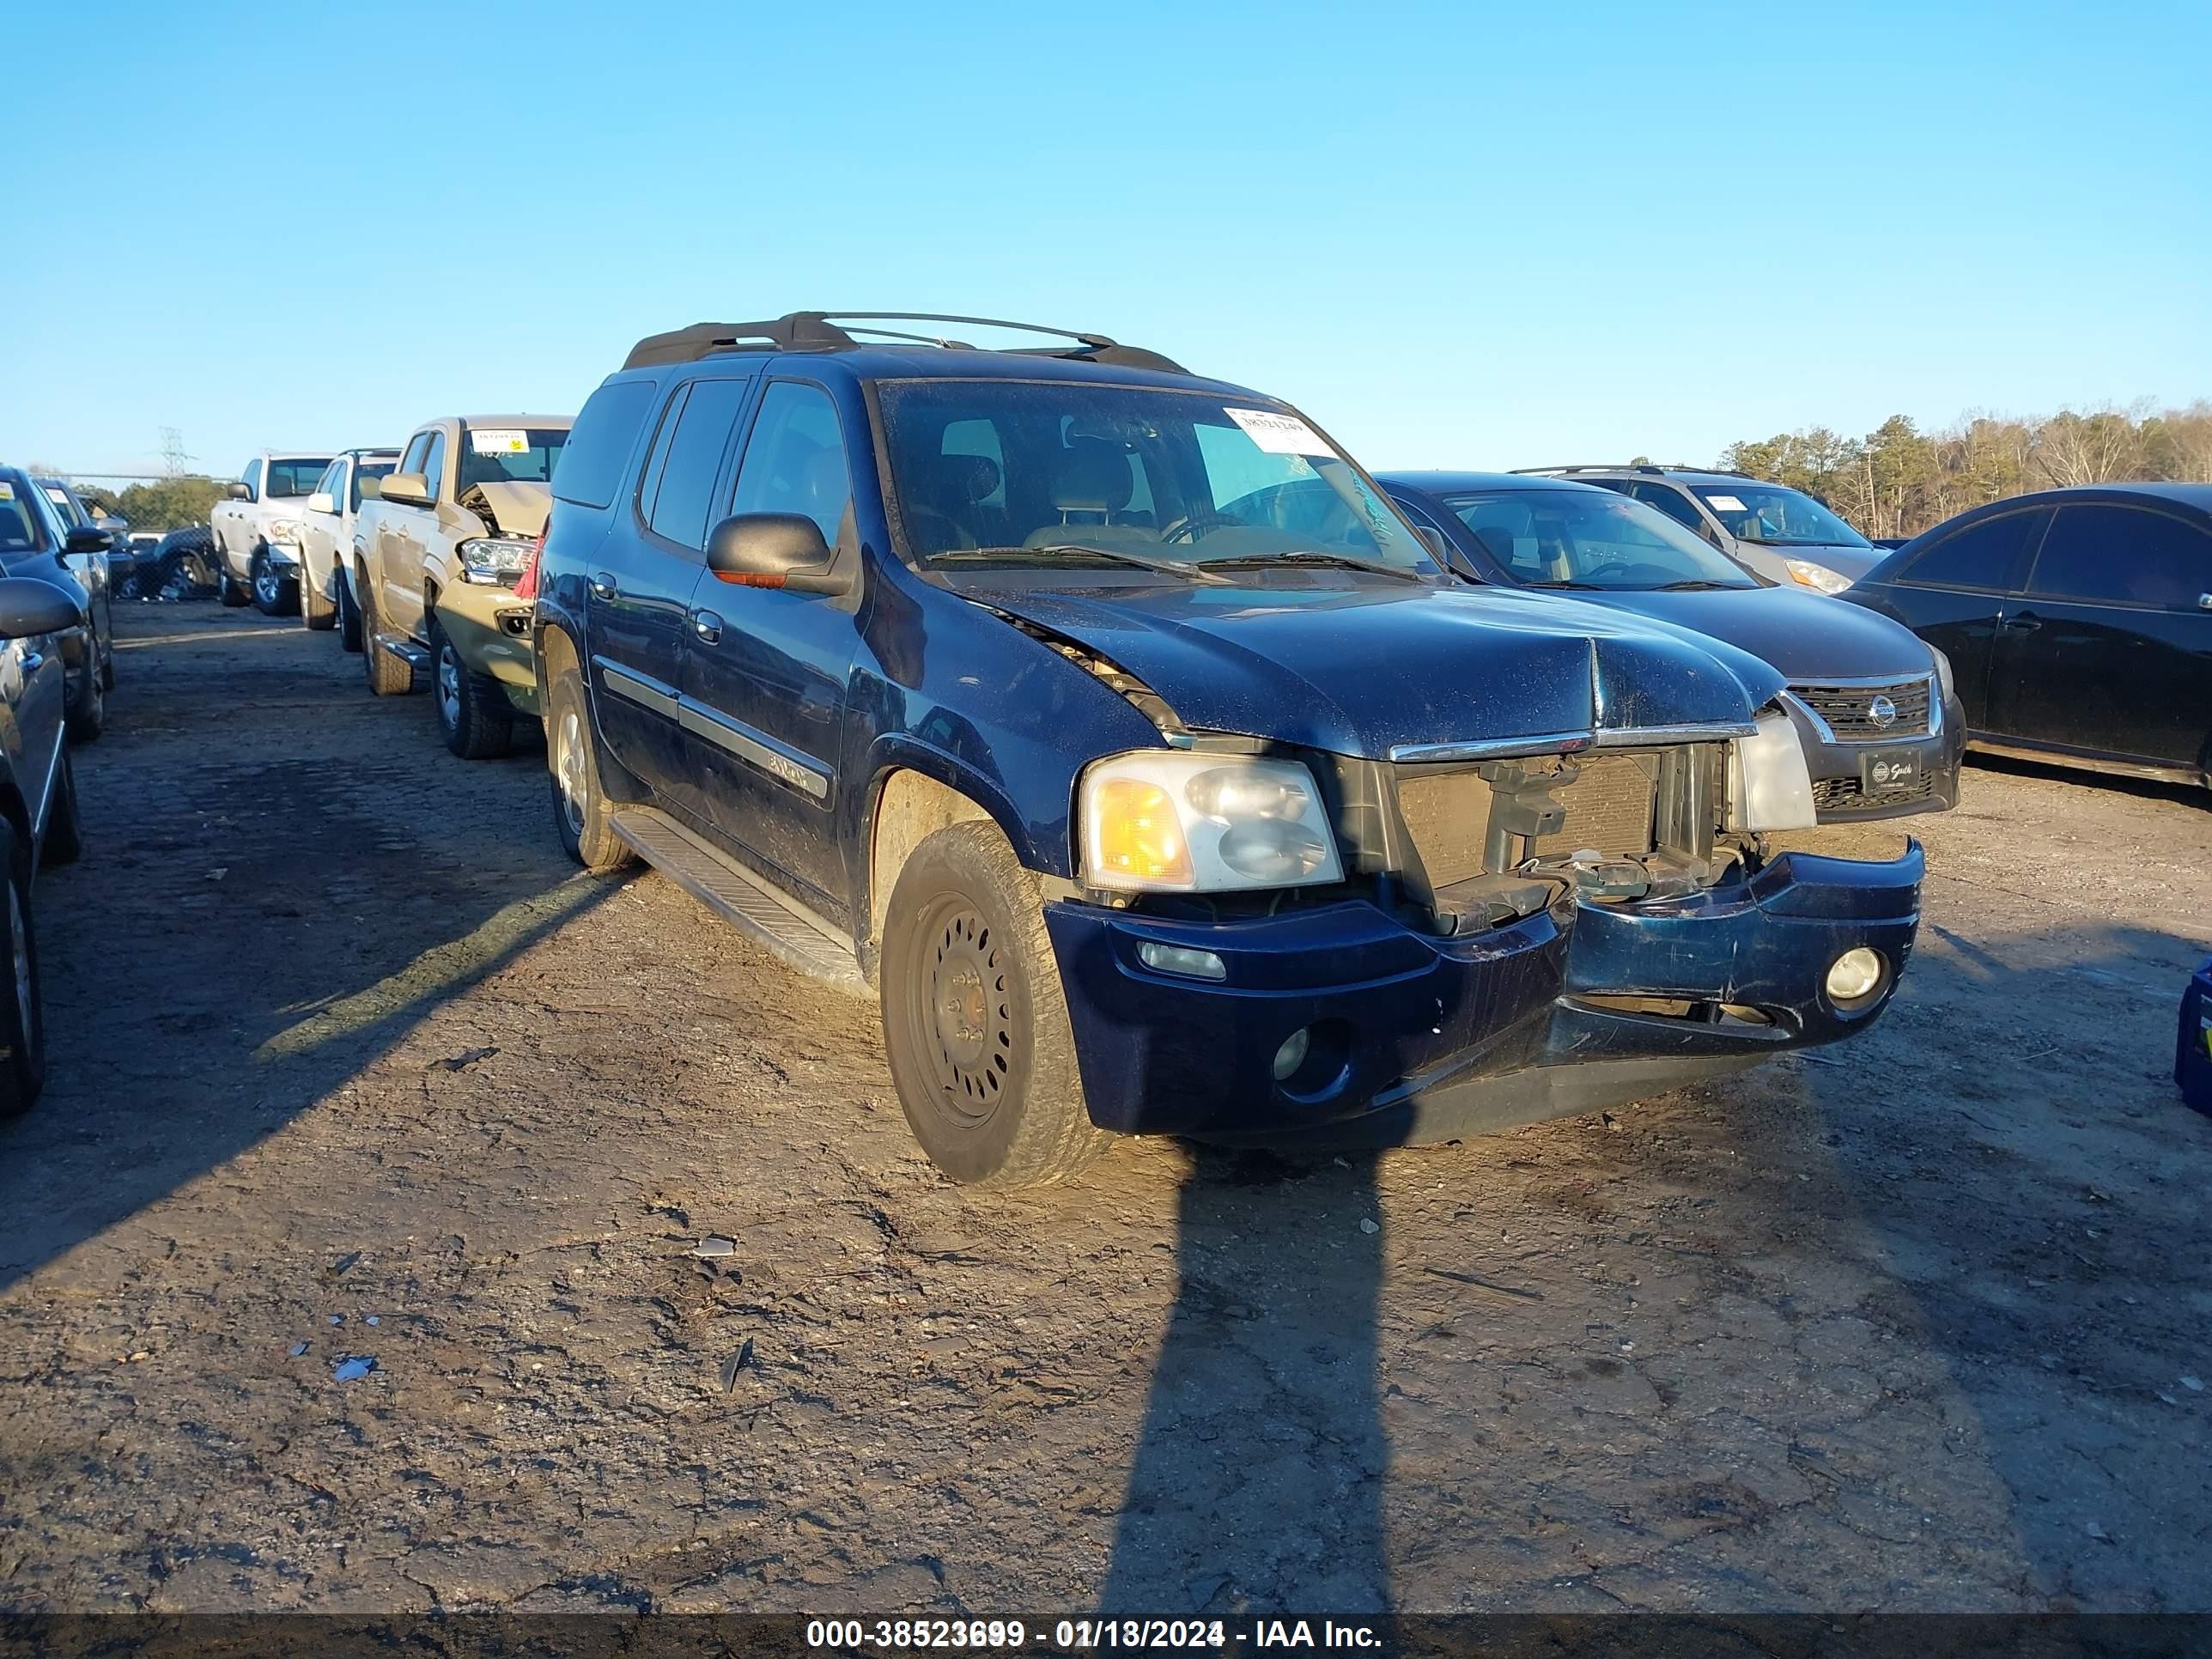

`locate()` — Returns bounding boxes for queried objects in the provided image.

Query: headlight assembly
[1929,645,1955,702]
[459,536,538,586]
[1783,558,1850,595]
[1080,750,1343,893]
[1726,710,1819,831]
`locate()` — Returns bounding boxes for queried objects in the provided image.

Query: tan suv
[352,414,571,757]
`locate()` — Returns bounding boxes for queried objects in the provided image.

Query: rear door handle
[588,571,618,600]
[2000,614,2041,632]
[691,609,723,644]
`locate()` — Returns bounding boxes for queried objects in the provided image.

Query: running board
[376,634,430,691]
[608,805,869,997]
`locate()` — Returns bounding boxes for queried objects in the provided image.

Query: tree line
[1717,401,2212,541]
[65,477,229,534]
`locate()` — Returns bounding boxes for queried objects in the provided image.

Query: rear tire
[431,617,514,759]
[0,821,47,1119]
[546,670,634,873]
[41,750,82,868]
[301,568,337,631]
[880,822,1105,1187]
[359,577,413,697]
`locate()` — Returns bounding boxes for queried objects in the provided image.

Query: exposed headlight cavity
[1082,750,1345,893]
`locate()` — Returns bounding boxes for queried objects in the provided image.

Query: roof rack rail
[1510,463,1751,478]
[623,311,1188,374]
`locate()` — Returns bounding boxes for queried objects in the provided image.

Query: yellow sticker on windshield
[0,482,14,500]
[1224,407,1333,457]
[469,428,529,455]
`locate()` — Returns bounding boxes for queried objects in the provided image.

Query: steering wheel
[906,504,977,553]
[1157,507,1238,545]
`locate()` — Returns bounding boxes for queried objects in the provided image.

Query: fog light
[1137,942,1226,982]
[1826,946,1885,1006]
[1273,1027,1312,1082]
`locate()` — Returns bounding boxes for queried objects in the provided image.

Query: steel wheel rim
[437,642,462,726]
[556,708,587,837]
[9,883,31,1048]
[912,899,1012,1127]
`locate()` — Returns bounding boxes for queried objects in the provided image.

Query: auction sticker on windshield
[1705,494,1748,513]
[470,428,529,455]
[1225,407,1333,457]
[0,483,14,500]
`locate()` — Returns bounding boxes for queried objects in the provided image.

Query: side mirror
[305,491,336,514]
[228,481,256,501]
[96,514,128,533]
[1413,526,1448,563]
[0,576,88,639]
[379,471,429,507]
[64,525,114,554]
[705,514,851,596]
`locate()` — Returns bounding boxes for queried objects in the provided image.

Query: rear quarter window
[555,380,660,508]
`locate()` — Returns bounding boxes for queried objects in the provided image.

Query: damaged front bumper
[434,581,540,718]
[1045,841,1922,1145]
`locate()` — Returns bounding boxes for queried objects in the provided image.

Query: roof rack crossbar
[623,310,1176,372]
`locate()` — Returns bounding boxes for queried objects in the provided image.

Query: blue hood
[968,576,1786,760]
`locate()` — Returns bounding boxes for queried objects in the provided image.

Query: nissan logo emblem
[1867,695,1899,729]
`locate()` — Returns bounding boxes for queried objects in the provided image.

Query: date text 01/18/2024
[803,1619,1384,1650]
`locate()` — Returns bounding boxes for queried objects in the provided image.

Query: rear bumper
[1044,842,1922,1141]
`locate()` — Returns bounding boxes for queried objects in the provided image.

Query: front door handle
[2000,614,2041,632]
[691,609,723,645]
[588,570,618,601]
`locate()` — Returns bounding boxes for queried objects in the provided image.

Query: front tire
[301,568,337,631]
[431,617,514,759]
[880,822,1105,1187]
[41,750,83,868]
[358,576,413,697]
[216,545,248,607]
[250,548,296,617]
[64,662,105,744]
[546,671,634,873]
[0,820,47,1119]
[337,571,362,652]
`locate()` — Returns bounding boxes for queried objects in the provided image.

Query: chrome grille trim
[1784,675,1936,743]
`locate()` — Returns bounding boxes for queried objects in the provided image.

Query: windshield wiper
[1654,579,1744,591]
[927,544,1231,585]
[1520,578,1605,590]
[1203,550,1422,582]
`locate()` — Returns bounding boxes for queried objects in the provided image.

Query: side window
[731,382,854,549]
[1899,510,2043,592]
[2027,505,2211,610]
[398,433,430,481]
[646,378,751,551]
[314,461,343,504]
[419,430,447,504]
[634,385,690,530]
[1629,483,1705,532]
[242,459,264,497]
[555,378,659,508]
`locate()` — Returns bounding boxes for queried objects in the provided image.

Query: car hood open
[969,577,1786,760]
[1558,584,1937,681]
[459,481,551,539]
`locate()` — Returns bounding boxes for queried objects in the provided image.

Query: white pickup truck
[210,452,335,614]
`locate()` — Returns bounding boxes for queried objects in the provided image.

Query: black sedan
[1379,471,1965,822]
[1842,483,2212,787]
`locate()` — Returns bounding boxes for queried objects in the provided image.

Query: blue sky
[5,0,2207,481]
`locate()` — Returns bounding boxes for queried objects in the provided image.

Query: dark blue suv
[534,313,1923,1185]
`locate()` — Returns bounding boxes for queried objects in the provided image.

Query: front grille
[1397,754,1658,888]
[1789,678,1932,740]
[1812,772,1936,812]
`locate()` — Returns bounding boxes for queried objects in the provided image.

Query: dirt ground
[2,602,2209,1616]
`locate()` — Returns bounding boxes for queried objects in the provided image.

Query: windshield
[459,426,568,489]
[1692,483,1869,548]
[0,478,50,555]
[877,380,1436,577]
[39,484,88,527]
[265,459,333,499]
[1445,488,1759,591]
